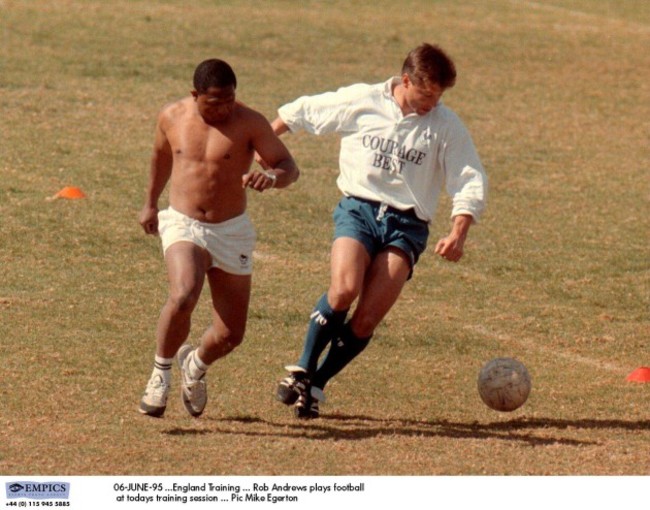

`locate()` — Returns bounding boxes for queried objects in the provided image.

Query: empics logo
[5,481,70,500]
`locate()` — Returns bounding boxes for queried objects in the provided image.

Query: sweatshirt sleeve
[441,117,488,222]
[278,83,371,136]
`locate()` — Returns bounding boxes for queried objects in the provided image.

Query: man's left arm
[434,214,473,262]
[436,120,488,262]
[244,113,300,192]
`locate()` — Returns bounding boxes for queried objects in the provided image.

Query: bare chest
[168,121,253,168]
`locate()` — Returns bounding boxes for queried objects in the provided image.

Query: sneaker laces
[181,363,206,396]
[145,376,169,399]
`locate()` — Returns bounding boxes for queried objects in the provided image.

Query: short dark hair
[193,59,237,93]
[401,43,456,89]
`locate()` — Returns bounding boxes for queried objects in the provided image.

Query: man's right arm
[139,112,173,235]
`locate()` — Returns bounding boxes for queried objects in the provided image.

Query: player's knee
[167,287,201,314]
[212,325,245,351]
[327,285,359,310]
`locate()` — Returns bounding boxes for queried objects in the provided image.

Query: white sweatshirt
[278,78,487,223]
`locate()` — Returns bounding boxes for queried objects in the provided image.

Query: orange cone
[54,186,86,199]
[626,367,650,382]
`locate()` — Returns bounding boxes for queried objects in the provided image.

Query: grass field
[1,0,649,477]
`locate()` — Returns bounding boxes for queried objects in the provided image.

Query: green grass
[0,0,648,476]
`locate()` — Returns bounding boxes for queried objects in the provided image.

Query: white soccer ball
[477,357,531,412]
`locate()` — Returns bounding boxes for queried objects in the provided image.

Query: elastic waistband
[347,196,420,220]
[166,206,250,228]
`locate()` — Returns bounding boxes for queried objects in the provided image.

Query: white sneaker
[139,374,170,418]
[178,345,207,417]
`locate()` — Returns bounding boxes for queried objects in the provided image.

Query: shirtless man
[138,59,299,418]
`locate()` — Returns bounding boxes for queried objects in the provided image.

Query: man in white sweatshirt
[264,43,488,419]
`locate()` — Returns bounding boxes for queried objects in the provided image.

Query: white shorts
[158,207,256,275]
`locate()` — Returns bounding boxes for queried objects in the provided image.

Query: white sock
[188,350,209,380]
[152,355,173,385]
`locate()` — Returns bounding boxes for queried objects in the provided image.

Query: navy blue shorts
[333,196,429,275]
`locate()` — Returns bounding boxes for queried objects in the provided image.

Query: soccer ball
[477,357,531,412]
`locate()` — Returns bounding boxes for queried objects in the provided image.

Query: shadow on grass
[162,415,650,446]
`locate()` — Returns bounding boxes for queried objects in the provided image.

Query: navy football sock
[312,323,371,390]
[297,293,348,374]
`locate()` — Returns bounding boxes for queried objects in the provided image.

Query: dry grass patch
[1,0,648,476]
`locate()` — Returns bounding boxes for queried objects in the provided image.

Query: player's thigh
[351,247,411,335]
[328,237,371,308]
[206,267,252,338]
[164,241,210,302]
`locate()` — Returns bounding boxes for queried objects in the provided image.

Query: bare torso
[163,97,255,223]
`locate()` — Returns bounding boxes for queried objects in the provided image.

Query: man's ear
[191,90,199,100]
